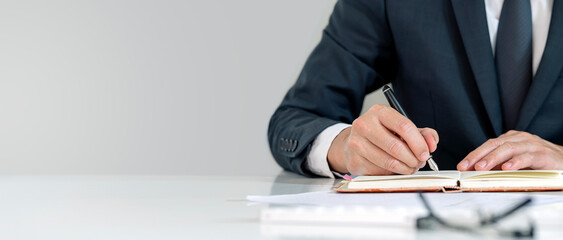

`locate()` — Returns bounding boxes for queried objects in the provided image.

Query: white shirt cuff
[305,123,351,178]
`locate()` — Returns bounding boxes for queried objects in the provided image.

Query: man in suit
[268,0,563,177]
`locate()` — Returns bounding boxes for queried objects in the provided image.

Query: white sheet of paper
[247,190,563,211]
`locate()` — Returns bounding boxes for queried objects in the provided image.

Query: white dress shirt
[306,0,553,178]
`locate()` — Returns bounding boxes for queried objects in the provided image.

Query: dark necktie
[495,0,533,131]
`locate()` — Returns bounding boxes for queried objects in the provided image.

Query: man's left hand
[457,130,563,171]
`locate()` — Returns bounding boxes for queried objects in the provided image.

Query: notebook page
[460,170,563,190]
[348,171,460,189]
[460,170,562,180]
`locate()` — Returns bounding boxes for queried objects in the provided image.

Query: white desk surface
[1,171,561,240]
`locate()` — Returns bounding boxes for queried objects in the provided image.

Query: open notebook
[335,170,563,193]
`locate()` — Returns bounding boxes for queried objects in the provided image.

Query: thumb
[419,128,439,152]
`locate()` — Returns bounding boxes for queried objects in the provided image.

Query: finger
[419,128,439,145]
[368,126,420,168]
[419,128,439,152]
[360,143,418,175]
[376,106,430,161]
[359,156,395,176]
[503,152,558,170]
[458,138,504,171]
[501,153,535,170]
[418,161,426,169]
[347,155,393,176]
[347,133,418,172]
[474,142,530,171]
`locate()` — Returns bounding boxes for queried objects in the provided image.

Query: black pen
[382,85,440,173]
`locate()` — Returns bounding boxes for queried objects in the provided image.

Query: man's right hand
[327,104,439,175]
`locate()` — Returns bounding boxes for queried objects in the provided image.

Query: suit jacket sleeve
[268,0,396,176]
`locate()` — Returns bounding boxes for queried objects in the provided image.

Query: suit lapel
[451,0,503,136]
[516,0,563,131]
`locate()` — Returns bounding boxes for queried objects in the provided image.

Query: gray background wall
[0,0,386,175]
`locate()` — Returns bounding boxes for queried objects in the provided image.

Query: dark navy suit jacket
[268,0,563,177]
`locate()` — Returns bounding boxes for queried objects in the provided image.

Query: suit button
[280,138,288,151]
[289,140,297,152]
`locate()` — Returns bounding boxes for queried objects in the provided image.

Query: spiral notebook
[335,170,563,193]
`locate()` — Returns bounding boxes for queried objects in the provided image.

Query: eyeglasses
[416,191,534,238]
